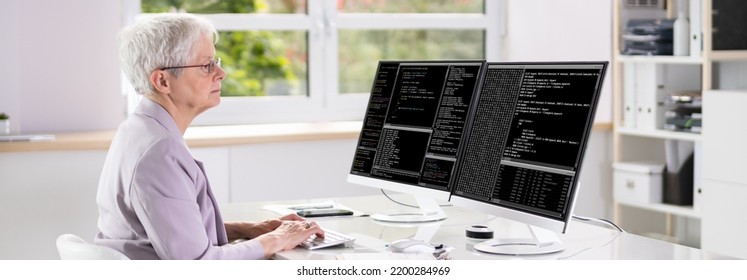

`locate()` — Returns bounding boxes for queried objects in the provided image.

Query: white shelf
[617,51,747,63]
[615,126,703,142]
[617,200,700,219]
[616,55,703,64]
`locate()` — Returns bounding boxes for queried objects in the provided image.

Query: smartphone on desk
[297,208,354,218]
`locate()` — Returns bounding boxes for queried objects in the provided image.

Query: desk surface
[220,195,734,260]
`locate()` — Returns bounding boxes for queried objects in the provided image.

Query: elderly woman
[95,13,323,259]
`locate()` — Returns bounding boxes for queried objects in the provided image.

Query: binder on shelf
[664,139,694,206]
[693,142,702,211]
[687,0,702,58]
[622,64,637,128]
[711,0,747,51]
[622,62,665,130]
[634,63,666,130]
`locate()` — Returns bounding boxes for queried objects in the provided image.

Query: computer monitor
[348,60,485,223]
[449,61,608,255]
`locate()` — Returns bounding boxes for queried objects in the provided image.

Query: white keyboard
[299,228,355,250]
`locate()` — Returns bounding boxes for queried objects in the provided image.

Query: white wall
[0,150,105,260]
[575,130,614,219]
[229,139,379,203]
[0,0,21,132]
[0,0,125,133]
[505,0,613,124]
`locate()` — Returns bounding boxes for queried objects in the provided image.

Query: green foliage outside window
[141,0,485,97]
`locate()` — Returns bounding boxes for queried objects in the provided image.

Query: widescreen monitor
[449,61,608,254]
[348,60,485,223]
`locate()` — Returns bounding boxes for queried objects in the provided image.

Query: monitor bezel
[448,61,609,234]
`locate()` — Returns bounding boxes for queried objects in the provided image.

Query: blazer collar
[135,97,184,141]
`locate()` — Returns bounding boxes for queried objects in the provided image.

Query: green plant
[0,113,8,120]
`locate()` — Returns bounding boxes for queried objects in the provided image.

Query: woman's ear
[150,70,171,94]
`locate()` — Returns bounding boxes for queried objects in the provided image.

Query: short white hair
[119,13,219,95]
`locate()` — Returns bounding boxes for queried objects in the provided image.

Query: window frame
[124,0,505,125]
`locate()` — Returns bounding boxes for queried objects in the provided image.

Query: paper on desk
[336,253,436,260]
[262,200,366,217]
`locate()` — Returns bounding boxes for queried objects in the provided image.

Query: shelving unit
[611,0,747,248]
[617,55,702,64]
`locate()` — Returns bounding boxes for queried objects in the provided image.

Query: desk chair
[56,234,130,260]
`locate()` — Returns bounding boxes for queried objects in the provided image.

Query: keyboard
[299,228,355,250]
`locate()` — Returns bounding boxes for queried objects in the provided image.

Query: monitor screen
[449,62,608,234]
[348,60,485,210]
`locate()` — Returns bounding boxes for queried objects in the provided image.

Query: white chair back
[56,234,130,260]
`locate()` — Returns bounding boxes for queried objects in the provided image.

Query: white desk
[220,195,734,260]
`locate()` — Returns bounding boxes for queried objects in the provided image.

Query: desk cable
[558,230,623,260]
[572,215,626,233]
[380,189,452,208]
[555,216,625,260]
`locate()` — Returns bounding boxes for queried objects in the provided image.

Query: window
[127,0,504,125]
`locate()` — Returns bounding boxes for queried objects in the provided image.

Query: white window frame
[123,0,505,125]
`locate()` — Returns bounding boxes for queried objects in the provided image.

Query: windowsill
[0,121,364,152]
[0,121,612,153]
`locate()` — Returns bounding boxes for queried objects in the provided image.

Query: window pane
[218,31,307,97]
[338,29,484,94]
[339,0,483,13]
[142,0,307,14]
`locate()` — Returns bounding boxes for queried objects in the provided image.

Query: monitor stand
[372,219,443,240]
[370,196,447,223]
[474,224,564,255]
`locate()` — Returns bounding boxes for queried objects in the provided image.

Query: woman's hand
[225,213,308,241]
[279,213,305,221]
[255,220,325,258]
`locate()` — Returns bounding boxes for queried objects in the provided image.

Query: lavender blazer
[95,98,264,259]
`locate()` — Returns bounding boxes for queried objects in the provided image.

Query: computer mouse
[388,239,436,254]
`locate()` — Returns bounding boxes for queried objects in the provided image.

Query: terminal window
[453,63,605,220]
[351,61,483,192]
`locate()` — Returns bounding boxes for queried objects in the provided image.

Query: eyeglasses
[160,57,221,74]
